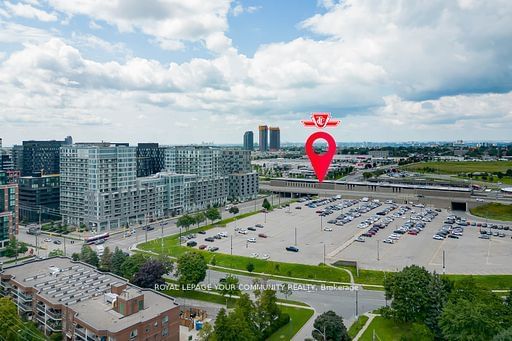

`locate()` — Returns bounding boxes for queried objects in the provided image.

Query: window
[162,327,168,337]
[138,300,144,311]
[162,315,168,324]
[130,329,137,338]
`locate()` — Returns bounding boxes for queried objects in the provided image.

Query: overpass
[261,178,510,212]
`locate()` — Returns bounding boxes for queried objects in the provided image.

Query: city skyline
[0,1,511,145]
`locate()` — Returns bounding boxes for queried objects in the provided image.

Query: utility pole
[377,239,380,261]
[442,250,446,274]
[37,208,41,257]
[230,235,233,255]
[323,243,325,264]
[144,213,148,243]
[355,288,359,317]
[63,236,66,256]
[294,227,297,246]
[161,222,164,254]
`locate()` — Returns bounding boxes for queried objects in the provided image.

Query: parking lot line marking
[428,239,445,266]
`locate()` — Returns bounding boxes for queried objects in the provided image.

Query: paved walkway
[353,313,380,341]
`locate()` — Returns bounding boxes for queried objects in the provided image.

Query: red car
[408,231,418,235]
[198,244,207,250]
[258,233,268,238]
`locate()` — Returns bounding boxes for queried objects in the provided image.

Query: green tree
[219,274,240,305]
[48,249,64,257]
[246,262,255,272]
[71,252,80,261]
[439,278,510,340]
[120,253,147,280]
[110,247,129,276]
[177,214,195,232]
[254,288,280,334]
[3,238,28,258]
[99,246,112,271]
[229,206,240,215]
[79,245,99,267]
[384,265,437,323]
[262,198,271,211]
[312,311,350,341]
[194,212,206,228]
[493,326,512,341]
[205,207,221,224]
[176,252,207,288]
[132,259,168,288]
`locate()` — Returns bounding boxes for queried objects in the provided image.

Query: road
[14,195,281,258]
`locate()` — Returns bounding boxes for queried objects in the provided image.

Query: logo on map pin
[305,131,337,183]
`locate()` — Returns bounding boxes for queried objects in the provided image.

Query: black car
[186,241,197,247]
[205,237,215,242]
[198,230,206,234]
[448,235,459,239]
[285,246,299,252]
[248,227,257,231]
[213,235,222,239]
[143,225,155,231]
[53,240,62,245]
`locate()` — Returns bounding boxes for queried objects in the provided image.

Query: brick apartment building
[0,257,180,341]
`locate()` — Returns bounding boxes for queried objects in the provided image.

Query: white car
[261,254,270,260]
[219,232,228,237]
[476,198,484,202]
[433,235,444,240]
[251,252,259,258]
[44,238,52,243]
[238,229,247,234]
[323,227,333,232]
[247,237,256,243]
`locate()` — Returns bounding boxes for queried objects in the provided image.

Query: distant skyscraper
[258,125,268,152]
[136,143,164,177]
[243,131,254,150]
[269,127,280,151]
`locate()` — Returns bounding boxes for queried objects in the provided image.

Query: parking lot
[186,196,512,274]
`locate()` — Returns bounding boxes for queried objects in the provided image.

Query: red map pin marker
[305,131,337,183]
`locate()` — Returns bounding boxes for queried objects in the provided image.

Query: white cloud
[5,2,58,22]
[232,2,261,16]
[0,20,55,44]
[47,0,232,52]
[88,20,102,30]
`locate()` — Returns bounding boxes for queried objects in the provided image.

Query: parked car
[198,230,206,235]
[258,233,268,238]
[205,237,215,242]
[208,246,219,252]
[248,227,257,231]
[238,229,248,234]
[286,246,299,252]
[433,235,444,240]
[255,224,264,228]
[186,241,197,247]
[261,254,270,260]
[198,244,207,250]
[323,227,333,231]
[54,239,62,245]
[247,238,256,243]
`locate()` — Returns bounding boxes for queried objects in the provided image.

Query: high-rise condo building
[136,143,165,177]
[258,125,268,151]
[269,127,280,151]
[18,173,60,223]
[243,131,254,150]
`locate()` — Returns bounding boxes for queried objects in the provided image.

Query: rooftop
[2,257,178,332]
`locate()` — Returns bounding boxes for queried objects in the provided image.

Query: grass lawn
[402,161,512,174]
[348,314,369,338]
[267,306,315,341]
[444,274,512,291]
[470,203,512,222]
[359,316,419,341]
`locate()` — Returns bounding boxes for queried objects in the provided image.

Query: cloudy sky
[0,0,511,146]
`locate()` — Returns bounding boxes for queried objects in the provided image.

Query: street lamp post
[294,227,297,246]
[377,239,380,261]
[355,288,359,317]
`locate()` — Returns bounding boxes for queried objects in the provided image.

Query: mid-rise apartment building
[0,257,180,340]
[18,174,60,223]
[60,144,137,228]
[0,171,18,253]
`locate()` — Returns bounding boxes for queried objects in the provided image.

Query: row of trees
[384,265,512,340]
[2,237,28,258]
[176,207,222,232]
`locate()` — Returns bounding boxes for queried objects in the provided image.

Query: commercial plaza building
[0,171,18,252]
[60,145,257,230]
[0,257,180,340]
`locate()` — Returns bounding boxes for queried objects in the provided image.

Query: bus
[85,232,110,245]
